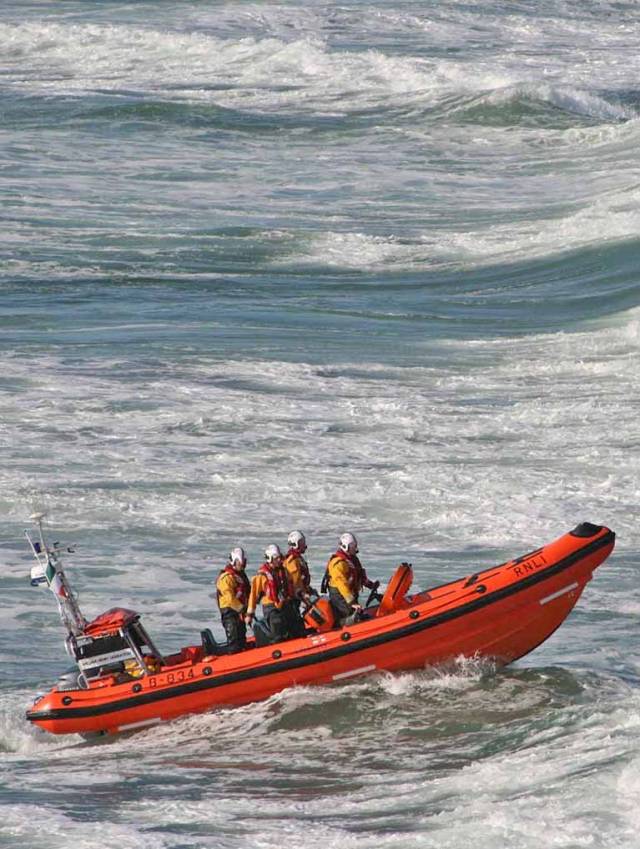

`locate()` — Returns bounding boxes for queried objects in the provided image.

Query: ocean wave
[4,18,636,129]
[443,83,636,128]
[276,190,640,271]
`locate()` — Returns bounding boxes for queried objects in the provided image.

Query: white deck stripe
[539,582,579,606]
[332,664,376,681]
[117,717,162,732]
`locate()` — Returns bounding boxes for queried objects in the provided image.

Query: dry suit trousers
[262,604,288,643]
[220,608,247,653]
[328,587,359,625]
[282,598,306,638]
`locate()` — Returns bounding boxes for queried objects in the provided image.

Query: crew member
[245,544,293,643]
[323,532,378,625]
[283,530,316,638]
[216,546,251,653]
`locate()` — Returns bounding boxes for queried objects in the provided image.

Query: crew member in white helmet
[283,530,316,638]
[245,544,293,643]
[323,532,378,625]
[216,547,251,653]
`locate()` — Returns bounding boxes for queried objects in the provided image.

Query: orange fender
[377,563,413,616]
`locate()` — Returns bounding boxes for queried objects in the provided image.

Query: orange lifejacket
[257,563,292,605]
[217,565,250,609]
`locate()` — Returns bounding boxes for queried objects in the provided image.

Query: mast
[26,512,87,638]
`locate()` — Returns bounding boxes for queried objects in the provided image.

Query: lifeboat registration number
[148,668,196,688]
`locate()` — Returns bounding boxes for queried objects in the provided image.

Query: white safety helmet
[287,530,306,552]
[228,546,247,568]
[264,543,283,563]
[339,532,358,555]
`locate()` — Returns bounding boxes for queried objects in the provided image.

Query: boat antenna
[26,512,87,637]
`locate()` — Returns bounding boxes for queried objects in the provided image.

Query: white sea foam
[431,698,640,848]
[0,21,443,112]
[378,655,495,697]
[276,170,640,270]
[0,804,170,849]
[47,684,640,849]
[2,12,639,119]
[0,692,58,756]
[2,309,638,566]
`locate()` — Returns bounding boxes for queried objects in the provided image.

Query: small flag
[44,560,67,598]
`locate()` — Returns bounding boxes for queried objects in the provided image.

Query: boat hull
[26,523,615,736]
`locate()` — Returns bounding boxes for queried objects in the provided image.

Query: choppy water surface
[2,1,640,847]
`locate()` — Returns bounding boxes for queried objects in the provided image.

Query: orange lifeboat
[26,522,615,737]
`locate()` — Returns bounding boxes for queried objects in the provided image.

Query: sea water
[2,1,640,847]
